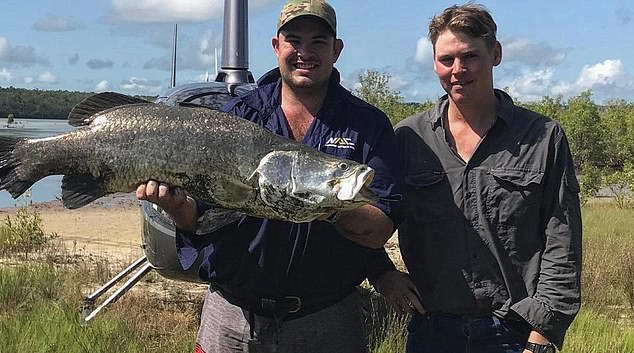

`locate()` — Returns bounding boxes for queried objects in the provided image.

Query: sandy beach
[1,193,144,263]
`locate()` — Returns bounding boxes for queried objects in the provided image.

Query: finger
[158,182,171,199]
[136,184,147,200]
[146,180,159,197]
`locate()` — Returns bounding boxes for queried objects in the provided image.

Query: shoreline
[1,193,145,263]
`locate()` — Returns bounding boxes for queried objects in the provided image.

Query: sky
[1,0,633,104]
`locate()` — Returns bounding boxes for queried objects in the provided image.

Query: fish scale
[0,92,377,223]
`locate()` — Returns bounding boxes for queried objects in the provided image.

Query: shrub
[0,208,56,258]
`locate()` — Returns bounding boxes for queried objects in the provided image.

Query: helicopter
[81,0,257,323]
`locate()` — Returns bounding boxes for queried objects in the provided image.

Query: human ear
[333,38,344,63]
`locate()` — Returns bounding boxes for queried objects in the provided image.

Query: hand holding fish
[136,180,198,231]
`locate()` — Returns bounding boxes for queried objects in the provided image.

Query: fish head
[252,150,377,215]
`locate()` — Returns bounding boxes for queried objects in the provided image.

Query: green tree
[558,90,605,170]
[601,99,634,168]
[353,70,429,125]
[579,164,604,206]
[6,113,14,124]
[521,94,565,122]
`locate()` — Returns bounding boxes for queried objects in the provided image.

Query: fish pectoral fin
[68,92,150,127]
[61,175,108,209]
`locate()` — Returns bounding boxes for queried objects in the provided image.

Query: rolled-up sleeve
[511,130,582,349]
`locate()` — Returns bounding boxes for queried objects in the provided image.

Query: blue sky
[1,0,632,103]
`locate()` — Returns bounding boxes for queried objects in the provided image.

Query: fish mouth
[336,167,377,202]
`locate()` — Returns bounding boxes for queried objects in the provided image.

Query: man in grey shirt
[372,3,582,353]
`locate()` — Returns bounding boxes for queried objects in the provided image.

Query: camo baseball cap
[277,0,337,36]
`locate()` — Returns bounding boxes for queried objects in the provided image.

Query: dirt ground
[1,192,404,272]
[1,193,145,263]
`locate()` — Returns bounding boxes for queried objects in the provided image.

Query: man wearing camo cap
[138,0,405,352]
[277,0,337,35]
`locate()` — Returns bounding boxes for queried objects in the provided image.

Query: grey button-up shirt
[395,90,582,348]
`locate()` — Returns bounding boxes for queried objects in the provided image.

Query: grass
[0,201,633,352]
[563,309,634,353]
[0,262,197,353]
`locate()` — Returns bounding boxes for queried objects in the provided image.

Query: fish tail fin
[68,92,151,127]
[61,175,109,209]
[0,136,36,198]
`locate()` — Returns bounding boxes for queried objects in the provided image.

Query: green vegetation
[1,202,632,352]
[0,263,196,353]
[354,70,434,125]
[0,208,57,258]
[0,87,156,119]
[0,207,198,353]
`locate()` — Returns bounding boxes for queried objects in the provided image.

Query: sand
[1,193,144,263]
[1,192,403,270]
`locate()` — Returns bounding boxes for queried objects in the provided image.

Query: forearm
[334,204,394,248]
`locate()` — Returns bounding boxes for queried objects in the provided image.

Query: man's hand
[136,180,198,231]
[372,270,424,314]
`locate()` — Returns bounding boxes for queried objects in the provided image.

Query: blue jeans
[406,313,531,353]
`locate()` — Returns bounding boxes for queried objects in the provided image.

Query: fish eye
[338,162,349,171]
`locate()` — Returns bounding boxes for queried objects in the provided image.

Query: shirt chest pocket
[487,168,544,227]
[404,169,453,220]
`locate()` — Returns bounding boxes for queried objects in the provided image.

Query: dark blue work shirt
[176,68,401,301]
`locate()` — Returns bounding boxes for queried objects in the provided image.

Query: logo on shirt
[323,136,356,150]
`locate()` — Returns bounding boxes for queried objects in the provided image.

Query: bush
[604,163,634,208]
[0,208,57,258]
[579,165,603,206]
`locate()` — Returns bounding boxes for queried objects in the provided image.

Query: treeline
[354,70,634,206]
[0,87,93,119]
[0,87,156,120]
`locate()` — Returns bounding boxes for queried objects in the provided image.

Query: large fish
[0,92,377,223]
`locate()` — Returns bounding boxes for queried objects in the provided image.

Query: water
[0,118,74,208]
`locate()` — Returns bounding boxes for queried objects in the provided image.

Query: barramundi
[0,92,376,223]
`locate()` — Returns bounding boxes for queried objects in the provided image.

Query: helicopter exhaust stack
[216,0,255,88]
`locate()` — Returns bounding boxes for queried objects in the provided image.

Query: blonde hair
[428,2,497,50]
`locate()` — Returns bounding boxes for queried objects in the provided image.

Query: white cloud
[499,59,634,102]
[94,80,110,92]
[575,59,623,89]
[0,67,12,81]
[0,37,8,57]
[37,71,58,84]
[111,0,224,23]
[0,35,44,67]
[414,37,432,64]
[120,76,163,95]
[198,30,219,67]
[498,68,555,101]
[503,37,566,67]
[387,73,413,93]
